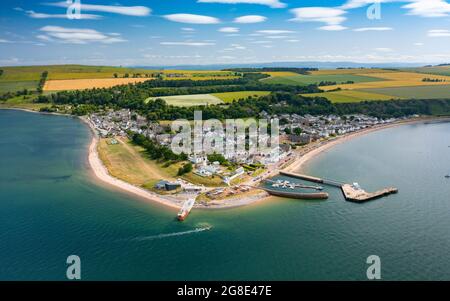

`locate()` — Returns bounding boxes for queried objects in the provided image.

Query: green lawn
[361,85,450,99]
[261,74,383,86]
[212,91,270,103]
[146,94,224,107]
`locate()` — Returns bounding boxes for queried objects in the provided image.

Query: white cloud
[38,26,126,44]
[375,47,394,52]
[164,14,220,24]
[0,39,11,43]
[290,7,347,30]
[285,39,300,42]
[25,10,101,19]
[414,42,424,46]
[250,40,272,44]
[353,27,393,32]
[266,35,289,39]
[197,0,286,8]
[160,41,216,46]
[319,25,348,31]
[343,0,450,18]
[219,27,239,33]
[181,27,196,31]
[341,0,398,10]
[45,2,151,16]
[428,29,450,37]
[256,30,295,34]
[403,0,450,17]
[234,15,267,23]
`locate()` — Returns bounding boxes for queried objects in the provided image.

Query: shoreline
[3,107,449,210]
[283,116,450,174]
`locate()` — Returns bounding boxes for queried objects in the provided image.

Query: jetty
[280,171,398,203]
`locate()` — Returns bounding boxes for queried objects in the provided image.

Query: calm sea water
[1,109,450,280]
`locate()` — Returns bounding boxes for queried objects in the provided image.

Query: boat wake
[131,226,212,241]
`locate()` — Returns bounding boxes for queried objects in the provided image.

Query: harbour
[279,171,398,202]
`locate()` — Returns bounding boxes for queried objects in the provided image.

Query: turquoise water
[1,109,450,280]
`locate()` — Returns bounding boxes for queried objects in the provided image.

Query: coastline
[283,116,450,174]
[3,107,449,210]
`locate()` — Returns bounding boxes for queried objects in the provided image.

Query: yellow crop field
[320,72,450,91]
[262,71,300,77]
[44,78,153,91]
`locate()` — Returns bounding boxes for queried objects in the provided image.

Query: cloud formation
[219,27,239,33]
[164,14,220,24]
[428,29,450,37]
[38,26,126,44]
[234,15,267,23]
[160,41,216,46]
[197,0,286,8]
[25,10,101,19]
[45,2,151,16]
[290,7,347,30]
[353,27,393,32]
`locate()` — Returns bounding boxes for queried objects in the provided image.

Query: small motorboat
[445,174,450,179]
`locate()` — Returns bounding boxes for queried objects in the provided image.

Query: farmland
[361,85,450,99]
[0,80,39,93]
[301,90,400,103]
[261,73,382,86]
[0,65,240,92]
[212,91,270,102]
[145,91,270,107]
[44,78,152,91]
[319,72,450,91]
[145,94,224,107]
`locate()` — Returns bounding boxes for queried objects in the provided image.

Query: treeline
[0,69,3,77]
[37,71,48,93]
[222,67,318,75]
[318,80,354,86]
[130,132,187,162]
[335,99,450,118]
[0,89,32,101]
[142,92,336,120]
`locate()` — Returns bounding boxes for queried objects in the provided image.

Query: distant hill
[134,61,426,71]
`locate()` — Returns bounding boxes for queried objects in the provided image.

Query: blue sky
[1,0,450,66]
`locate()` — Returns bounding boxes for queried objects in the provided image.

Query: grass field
[401,66,450,77]
[301,90,400,103]
[0,80,39,93]
[98,137,225,188]
[97,137,176,187]
[361,85,450,99]
[146,94,223,107]
[309,69,395,75]
[261,74,383,85]
[212,91,270,102]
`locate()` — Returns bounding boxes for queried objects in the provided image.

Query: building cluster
[89,109,164,138]
[276,113,399,144]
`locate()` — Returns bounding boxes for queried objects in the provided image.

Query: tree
[178,162,192,176]
[113,73,118,78]
[293,127,303,136]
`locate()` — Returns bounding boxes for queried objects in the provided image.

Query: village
[88,109,404,204]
